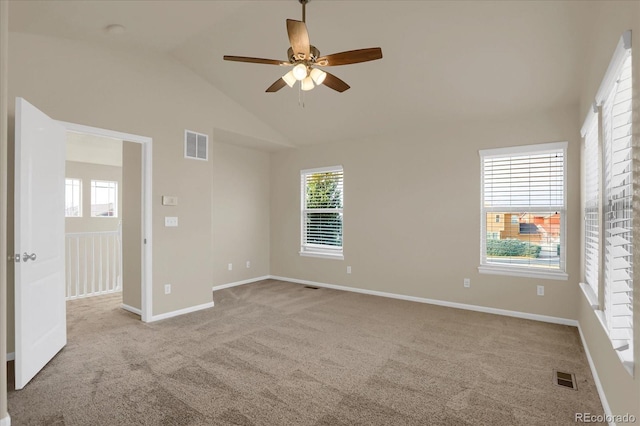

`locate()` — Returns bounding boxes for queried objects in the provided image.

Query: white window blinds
[479,142,567,278]
[300,166,344,258]
[583,118,600,299]
[602,52,633,355]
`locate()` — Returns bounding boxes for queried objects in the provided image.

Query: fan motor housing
[288,45,320,63]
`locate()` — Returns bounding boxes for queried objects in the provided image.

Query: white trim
[6,352,14,361]
[58,121,153,322]
[148,301,214,323]
[577,324,613,425]
[478,265,568,281]
[579,283,599,309]
[478,140,568,158]
[269,275,577,326]
[120,304,142,316]
[300,165,344,175]
[580,102,599,138]
[212,276,270,292]
[595,30,632,105]
[0,414,11,426]
[299,251,344,260]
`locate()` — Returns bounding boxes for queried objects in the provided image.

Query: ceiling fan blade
[266,78,287,93]
[286,19,310,60]
[316,48,383,67]
[223,56,289,66]
[322,72,350,93]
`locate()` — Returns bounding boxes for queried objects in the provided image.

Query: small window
[495,215,500,223]
[479,142,567,280]
[65,178,82,217]
[300,166,344,259]
[91,180,118,217]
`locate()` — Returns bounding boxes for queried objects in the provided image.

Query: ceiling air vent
[185,130,208,161]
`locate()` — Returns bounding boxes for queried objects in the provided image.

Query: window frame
[90,180,118,218]
[65,178,82,218]
[478,141,568,280]
[299,165,344,260]
[579,30,633,375]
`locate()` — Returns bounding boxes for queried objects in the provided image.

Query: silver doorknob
[22,252,36,262]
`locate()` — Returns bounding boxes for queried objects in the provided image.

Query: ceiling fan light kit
[223,0,383,94]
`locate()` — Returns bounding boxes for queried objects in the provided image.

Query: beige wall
[6,31,278,351]
[122,142,142,311]
[212,142,271,284]
[577,0,640,420]
[65,161,122,234]
[271,105,581,319]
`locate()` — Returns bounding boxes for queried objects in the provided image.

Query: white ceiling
[9,0,598,148]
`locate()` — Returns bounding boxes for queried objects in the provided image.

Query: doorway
[58,121,153,322]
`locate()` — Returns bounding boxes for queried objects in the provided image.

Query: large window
[91,180,118,217]
[65,178,82,217]
[580,30,633,372]
[300,166,344,259]
[479,142,567,280]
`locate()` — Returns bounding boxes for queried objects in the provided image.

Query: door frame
[58,121,153,322]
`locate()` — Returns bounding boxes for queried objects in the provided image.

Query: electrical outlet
[537,285,544,296]
[228,263,233,271]
[164,217,178,227]
[463,278,470,288]
[164,284,171,295]
[246,261,251,269]
[347,266,352,274]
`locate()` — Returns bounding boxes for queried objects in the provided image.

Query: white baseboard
[0,414,11,426]
[149,301,214,322]
[577,324,613,424]
[121,304,142,316]
[269,275,578,327]
[6,352,14,362]
[212,276,271,292]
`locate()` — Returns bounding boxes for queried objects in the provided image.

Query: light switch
[162,196,178,206]
[165,217,178,227]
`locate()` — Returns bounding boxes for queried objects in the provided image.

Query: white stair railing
[65,225,122,300]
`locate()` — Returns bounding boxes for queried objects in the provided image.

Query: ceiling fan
[223,0,382,93]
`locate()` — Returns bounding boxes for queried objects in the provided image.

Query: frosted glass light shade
[282,70,296,87]
[301,76,314,91]
[292,63,308,81]
[310,68,326,85]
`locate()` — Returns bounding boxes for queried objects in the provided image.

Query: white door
[14,97,67,389]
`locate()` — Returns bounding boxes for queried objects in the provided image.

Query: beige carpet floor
[8,279,604,425]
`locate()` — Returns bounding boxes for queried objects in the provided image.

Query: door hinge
[144,238,147,244]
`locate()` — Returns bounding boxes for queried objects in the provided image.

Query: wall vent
[185,130,208,161]
[553,370,577,390]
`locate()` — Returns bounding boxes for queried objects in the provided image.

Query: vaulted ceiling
[9,0,597,147]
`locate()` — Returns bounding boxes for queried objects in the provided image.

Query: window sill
[579,283,634,377]
[478,265,568,281]
[299,250,344,260]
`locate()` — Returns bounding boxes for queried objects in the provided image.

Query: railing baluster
[75,237,80,299]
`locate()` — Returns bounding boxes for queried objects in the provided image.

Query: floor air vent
[304,286,319,290]
[553,370,577,390]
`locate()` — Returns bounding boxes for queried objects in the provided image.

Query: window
[580,30,633,372]
[495,215,500,223]
[300,166,344,259]
[479,142,567,280]
[65,178,82,217]
[91,180,118,217]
